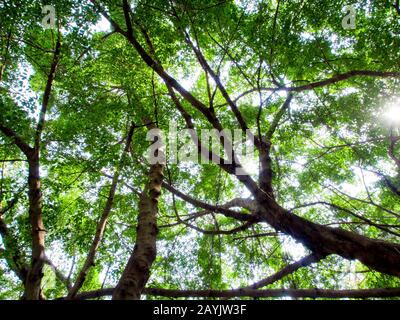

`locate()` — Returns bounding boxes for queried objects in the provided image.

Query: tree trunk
[112,163,164,300]
[24,154,46,300]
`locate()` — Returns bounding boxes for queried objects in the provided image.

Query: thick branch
[72,287,400,299]
[112,117,164,300]
[255,196,400,277]
[25,33,62,300]
[292,201,400,238]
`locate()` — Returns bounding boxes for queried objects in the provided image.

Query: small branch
[43,256,72,290]
[0,159,27,163]
[232,70,400,102]
[388,133,400,171]
[265,94,293,141]
[162,182,257,222]
[394,0,400,15]
[34,33,62,150]
[0,213,29,283]
[67,123,135,299]
[181,220,255,235]
[292,201,400,238]
[232,232,279,241]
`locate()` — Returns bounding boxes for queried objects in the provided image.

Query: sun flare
[383,99,400,126]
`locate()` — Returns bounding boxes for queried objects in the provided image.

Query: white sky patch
[90,15,111,33]
[220,61,232,84]
[339,166,379,198]
[250,93,260,107]
[342,87,359,95]
[280,235,307,260]
[290,96,306,112]
[240,157,259,177]
[45,241,73,275]
[176,67,202,91]
[234,0,259,14]
[330,34,355,55]
[9,63,39,119]
[300,30,355,56]
[300,31,314,42]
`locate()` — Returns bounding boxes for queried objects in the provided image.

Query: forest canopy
[1,0,400,300]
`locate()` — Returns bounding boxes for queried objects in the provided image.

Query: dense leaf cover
[0,0,400,300]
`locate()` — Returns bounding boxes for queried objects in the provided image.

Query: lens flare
[383,99,400,126]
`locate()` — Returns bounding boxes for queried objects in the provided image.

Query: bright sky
[91,16,111,33]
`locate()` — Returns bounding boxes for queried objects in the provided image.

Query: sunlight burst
[383,98,400,126]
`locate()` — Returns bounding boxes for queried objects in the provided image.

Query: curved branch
[243,254,324,290]
[180,220,255,235]
[0,125,33,158]
[0,215,29,283]
[162,182,257,222]
[43,256,72,291]
[34,33,61,150]
[67,123,135,299]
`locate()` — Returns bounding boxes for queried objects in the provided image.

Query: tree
[0,0,400,300]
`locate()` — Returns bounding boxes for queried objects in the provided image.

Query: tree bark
[24,33,61,300]
[112,163,164,300]
[72,287,400,299]
[88,0,400,280]
[24,154,46,300]
[112,116,164,300]
[255,195,400,277]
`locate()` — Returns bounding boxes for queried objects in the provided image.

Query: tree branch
[34,33,62,150]
[162,182,257,222]
[71,287,400,300]
[232,70,400,102]
[291,201,400,238]
[43,256,72,291]
[67,123,135,299]
[243,254,324,289]
[388,134,400,171]
[0,125,33,158]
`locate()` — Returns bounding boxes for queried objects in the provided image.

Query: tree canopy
[1,0,400,300]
